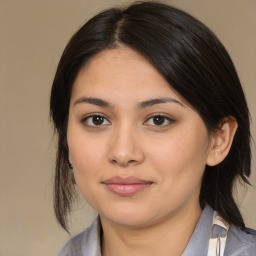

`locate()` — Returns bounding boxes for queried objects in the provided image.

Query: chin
[105,215,151,227]
[98,206,159,228]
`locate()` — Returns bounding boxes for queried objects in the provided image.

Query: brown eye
[145,115,174,126]
[92,116,104,125]
[152,116,165,125]
[83,115,110,127]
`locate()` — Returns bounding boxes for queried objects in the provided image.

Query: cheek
[147,131,209,209]
[71,142,104,175]
[67,125,106,178]
[148,126,209,184]
[68,136,106,204]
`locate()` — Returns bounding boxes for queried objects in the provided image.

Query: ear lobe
[206,117,238,166]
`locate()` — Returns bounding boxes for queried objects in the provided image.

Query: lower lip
[104,183,153,196]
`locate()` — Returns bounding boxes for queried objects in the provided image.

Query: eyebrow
[73,96,184,109]
[74,97,114,108]
[137,97,185,109]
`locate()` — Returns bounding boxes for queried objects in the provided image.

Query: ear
[206,117,238,166]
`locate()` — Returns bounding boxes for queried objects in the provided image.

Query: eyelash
[144,115,174,127]
[81,114,175,128]
[81,114,111,127]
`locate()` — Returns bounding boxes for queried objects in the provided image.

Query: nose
[107,125,145,167]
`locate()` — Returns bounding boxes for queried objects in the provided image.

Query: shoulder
[225,224,256,256]
[57,218,101,256]
[57,230,85,256]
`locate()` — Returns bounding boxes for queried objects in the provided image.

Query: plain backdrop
[0,0,255,255]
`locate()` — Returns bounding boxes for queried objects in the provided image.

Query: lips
[102,176,153,196]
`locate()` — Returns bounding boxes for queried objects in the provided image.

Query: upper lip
[102,176,153,184]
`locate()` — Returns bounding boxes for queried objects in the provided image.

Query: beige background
[0,0,255,255]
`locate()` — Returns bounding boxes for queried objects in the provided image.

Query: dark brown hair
[50,1,251,232]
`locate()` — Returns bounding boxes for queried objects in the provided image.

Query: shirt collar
[81,216,101,256]
[182,205,214,256]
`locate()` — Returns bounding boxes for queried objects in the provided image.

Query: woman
[50,1,256,255]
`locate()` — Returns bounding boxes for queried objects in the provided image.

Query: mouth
[102,176,154,196]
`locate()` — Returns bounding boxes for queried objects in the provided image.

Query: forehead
[71,47,186,105]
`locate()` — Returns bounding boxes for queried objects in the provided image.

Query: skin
[67,47,237,256]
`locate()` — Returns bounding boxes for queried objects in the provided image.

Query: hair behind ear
[200,115,251,228]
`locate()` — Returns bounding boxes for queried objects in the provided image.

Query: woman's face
[67,47,212,227]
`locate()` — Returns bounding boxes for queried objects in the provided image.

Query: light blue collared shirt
[58,205,256,256]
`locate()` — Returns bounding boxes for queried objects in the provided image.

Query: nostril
[110,158,137,167]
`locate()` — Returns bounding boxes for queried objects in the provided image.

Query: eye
[145,115,174,126]
[82,115,110,127]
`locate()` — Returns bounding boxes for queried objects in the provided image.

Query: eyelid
[144,114,175,126]
[81,113,111,127]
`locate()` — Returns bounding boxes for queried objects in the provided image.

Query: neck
[101,201,202,256]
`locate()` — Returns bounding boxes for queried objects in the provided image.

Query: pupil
[153,116,164,125]
[93,116,104,125]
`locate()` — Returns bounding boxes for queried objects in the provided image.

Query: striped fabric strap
[207,211,230,256]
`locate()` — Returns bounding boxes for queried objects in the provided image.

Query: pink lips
[102,176,153,196]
